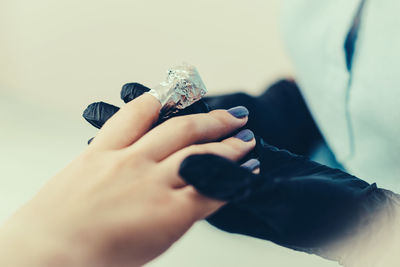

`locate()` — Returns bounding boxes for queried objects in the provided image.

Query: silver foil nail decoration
[147,64,207,118]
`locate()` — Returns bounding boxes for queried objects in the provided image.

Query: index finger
[130,106,249,161]
[90,93,161,150]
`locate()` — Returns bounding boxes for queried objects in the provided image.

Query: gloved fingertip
[82,102,120,129]
[121,83,151,103]
[83,102,102,128]
[82,102,97,119]
[179,154,255,202]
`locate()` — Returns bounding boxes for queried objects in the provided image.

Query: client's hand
[0,94,255,267]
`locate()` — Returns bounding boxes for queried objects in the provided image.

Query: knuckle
[229,139,247,151]
[229,140,251,158]
[184,144,213,156]
[208,110,232,126]
[171,117,198,133]
[121,148,149,167]
[181,145,202,157]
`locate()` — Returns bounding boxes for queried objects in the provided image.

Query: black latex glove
[204,80,323,157]
[83,82,210,143]
[179,140,398,260]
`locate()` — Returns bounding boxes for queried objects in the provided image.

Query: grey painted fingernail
[227,106,249,118]
[241,159,260,171]
[234,129,254,142]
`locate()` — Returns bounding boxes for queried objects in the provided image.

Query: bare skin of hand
[0,94,255,267]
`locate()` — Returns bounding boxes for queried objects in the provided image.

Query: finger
[131,106,249,161]
[179,153,258,202]
[83,102,120,129]
[91,93,161,150]
[159,130,255,187]
[241,158,260,172]
[121,83,151,103]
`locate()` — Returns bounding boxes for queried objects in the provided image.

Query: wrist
[0,208,81,267]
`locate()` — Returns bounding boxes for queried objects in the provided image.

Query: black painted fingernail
[234,129,254,142]
[227,106,249,118]
[241,159,260,171]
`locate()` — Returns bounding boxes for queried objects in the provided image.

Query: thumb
[179,154,257,202]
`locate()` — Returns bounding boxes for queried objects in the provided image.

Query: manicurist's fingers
[179,153,258,202]
[90,94,161,150]
[83,102,120,129]
[120,83,151,103]
[158,129,256,187]
[131,106,249,161]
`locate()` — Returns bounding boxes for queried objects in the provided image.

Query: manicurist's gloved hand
[179,140,400,266]
[204,80,323,156]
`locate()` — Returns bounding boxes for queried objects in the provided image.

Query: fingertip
[233,129,255,142]
[208,109,249,128]
[241,158,260,171]
[179,154,255,202]
[221,127,255,149]
[83,102,120,129]
[227,106,249,119]
[121,82,151,103]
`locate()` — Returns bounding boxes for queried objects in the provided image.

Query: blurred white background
[0,0,338,266]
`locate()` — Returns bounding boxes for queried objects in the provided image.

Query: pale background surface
[0,0,338,266]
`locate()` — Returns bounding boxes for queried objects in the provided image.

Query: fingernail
[227,106,249,118]
[241,159,260,171]
[234,129,254,142]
